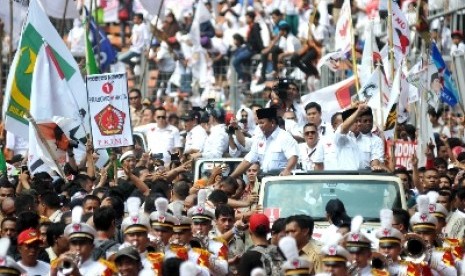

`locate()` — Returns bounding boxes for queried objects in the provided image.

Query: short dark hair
[129,88,142,97]
[303,123,318,131]
[220,177,239,193]
[41,192,61,209]
[271,9,282,16]
[82,195,101,207]
[285,215,314,237]
[232,33,245,45]
[93,207,116,231]
[134,13,144,21]
[14,193,36,214]
[162,257,183,276]
[271,218,286,234]
[1,217,16,230]
[392,208,410,231]
[304,102,322,113]
[246,11,255,20]
[215,204,235,219]
[173,181,190,200]
[208,190,228,205]
[16,211,40,233]
[331,112,342,126]
[0,178,15,191]
[46,223,66,247]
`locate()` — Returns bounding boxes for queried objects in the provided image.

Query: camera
[205,98,216,113]
[273,78,291,101]
[239,118,247,124]
[226,125,237,135]
[151,153,164,160]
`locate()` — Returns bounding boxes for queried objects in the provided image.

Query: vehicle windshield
[262,179,402,221]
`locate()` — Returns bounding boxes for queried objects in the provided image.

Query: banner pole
[60,0,70,37]
[387,0,395,82]
[25,111,67,180]
[349,12,359,93]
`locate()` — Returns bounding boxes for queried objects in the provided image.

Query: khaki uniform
[301,239,323,274]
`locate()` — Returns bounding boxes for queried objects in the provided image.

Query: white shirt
[313,133,338,170]
[135,123,182,164]
[245,127,299,172]
[130,22,150,54]
[185,124,208,153]
[298,143,318,171]
[202,124,228,158]
[18,260,50,275]
[451,42,465,55]
[354,132,385,169]
[278,33,301,53]
[6,131,28,156]
[156,42,176,72]
[334,128,361,170]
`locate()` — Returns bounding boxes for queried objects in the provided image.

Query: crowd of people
[3,0,465,275]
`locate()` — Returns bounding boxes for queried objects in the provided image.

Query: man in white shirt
[451,31,465,55]
[298,123,320,171]
[191,108,228,159]
[118,13,150,66]
[181,110,208,155]
[5,131,28,160]
[134,107,182,165]
[335,104,384,170]
[230,108,298,176]
[277,21,302,62]
[304,102,330,136]
[17,228,50,275]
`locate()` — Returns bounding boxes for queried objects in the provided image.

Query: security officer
[188,189,228,275]
[230,107,299,177]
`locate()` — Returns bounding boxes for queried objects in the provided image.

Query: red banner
[386,140,418,170]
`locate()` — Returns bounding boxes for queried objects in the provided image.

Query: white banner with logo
[86,73,133,149]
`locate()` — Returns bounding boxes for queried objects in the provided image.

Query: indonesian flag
[334,0,352,53]
[301,76,356,122]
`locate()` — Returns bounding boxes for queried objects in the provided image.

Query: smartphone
[21,165,28,173]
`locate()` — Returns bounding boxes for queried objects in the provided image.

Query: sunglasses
[157,116,167,119]
[129,96,139,100]
[304,131,317,136]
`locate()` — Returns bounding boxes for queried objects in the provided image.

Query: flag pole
[139,0,165,93]
[387,0,395,82]
[92,0,101,70]
[349,13,360,93]
[60,0,70,37]
[25,111,67,179]
[8,0,13,65]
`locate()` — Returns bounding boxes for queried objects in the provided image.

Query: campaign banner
[387,140,418,170]
[86,73,133,149]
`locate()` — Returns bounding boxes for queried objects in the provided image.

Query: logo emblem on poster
[94,104,126,135]
[102,82,114,94]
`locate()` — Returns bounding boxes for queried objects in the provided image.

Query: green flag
[85,25,99,75]
[0,149,6,176]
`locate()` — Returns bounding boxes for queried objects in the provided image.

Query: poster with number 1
[86,73,134,149]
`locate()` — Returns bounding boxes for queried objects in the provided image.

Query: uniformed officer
[279,236,312,275]
[150,197,179,250]
[188,189,228,275]
[342,216,373,275]
[230,107,299,177]
[375,209,407,275]
[51,206,112,276]
[121,197,163,275]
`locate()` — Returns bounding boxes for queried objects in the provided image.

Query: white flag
[334,0,352,53]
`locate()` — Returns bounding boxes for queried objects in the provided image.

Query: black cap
[256,108,277,120]
[8,154,23,164]
[180,110,200,121]
[341,108,357,121]
[114,246,141,262]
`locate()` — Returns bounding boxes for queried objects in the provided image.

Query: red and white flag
[392,2,410,55]
[301,76,356,122]
[334,0,352,53]
[360,22,381,86]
